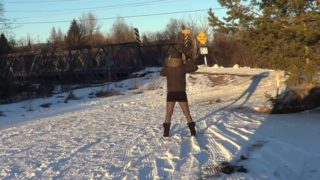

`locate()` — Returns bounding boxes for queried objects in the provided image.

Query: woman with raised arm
[160,50,198,137]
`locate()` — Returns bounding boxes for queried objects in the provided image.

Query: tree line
[0,11,210,57]
[0,7,211,102]
[1,0,320,102]
[1,1,320,77]
[208,0,320,86]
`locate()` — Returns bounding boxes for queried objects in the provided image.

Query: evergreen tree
[65,19,85,49]
[0,33,11,55]
[49,27,64,52]
[209,0,320,85]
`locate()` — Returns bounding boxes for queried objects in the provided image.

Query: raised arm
[183,59,198,73]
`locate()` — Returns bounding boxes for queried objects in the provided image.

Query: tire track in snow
[157,124,203,179]
[158,137,181,179]
[121,146,134,171]
[207,126,241,154]
[196,123,230,178]
[213,118,251,145]
[138,138,159,179]
[36,138,102,178]
[200,131,246,179]
[155,150,176,179]
[190,120,221,178]
[172,135,201,179]
[222,123,251,141]
[193,103,253,179]
[171,116,205,178]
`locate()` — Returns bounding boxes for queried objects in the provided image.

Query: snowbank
[0,66,319,179]
[197,65,276,76]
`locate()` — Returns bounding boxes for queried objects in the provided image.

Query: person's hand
[182,53,186,61]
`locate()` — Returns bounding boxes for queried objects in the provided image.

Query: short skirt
[166,91,188,102]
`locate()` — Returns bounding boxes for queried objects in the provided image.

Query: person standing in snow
[160,50,198,137]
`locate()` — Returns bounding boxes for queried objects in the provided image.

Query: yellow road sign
[197,31,208,44]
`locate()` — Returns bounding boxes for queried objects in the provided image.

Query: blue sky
[3,0,226,42]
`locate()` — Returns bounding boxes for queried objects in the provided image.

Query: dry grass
[146,81,160,91]
[208,75,228,86]
[40,103,52,108]
[209,98,222,105]
[95,89,123,97]
[255,105,272,113]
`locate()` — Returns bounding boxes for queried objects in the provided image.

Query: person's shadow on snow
[187,71,270,176]
[227,71,269,107]
[194,71,270,125]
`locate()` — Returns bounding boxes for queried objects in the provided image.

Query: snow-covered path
[1,67,320,179]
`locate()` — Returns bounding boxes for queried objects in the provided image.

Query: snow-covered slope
[0,66,319,179]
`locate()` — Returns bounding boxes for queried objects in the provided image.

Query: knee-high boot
[187,122,196,136]
[163,123,171,137]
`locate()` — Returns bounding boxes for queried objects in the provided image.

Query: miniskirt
[166,91,188,102]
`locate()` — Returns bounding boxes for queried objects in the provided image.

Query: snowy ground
[0,66,320,179]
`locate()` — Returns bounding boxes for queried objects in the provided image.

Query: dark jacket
[160,60,198,92]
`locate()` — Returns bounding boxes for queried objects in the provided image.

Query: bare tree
[110,17,135,43]
[163,18,186,40]
[104,33,113,44]
[91,32,106,45]
[57,28,64,44]
[49,27,57,42]
[0,1,11,35]
[79,12,101,45]
[79,12,100,36]
[184,15,211,39]
[183,15,212,60]
[144,32,166,42]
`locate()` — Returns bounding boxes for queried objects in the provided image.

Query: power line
[6,0,147,3]
[3,8,221,25]
[5,0,80,3]
[6,0,181,13]
[9,0,185,20]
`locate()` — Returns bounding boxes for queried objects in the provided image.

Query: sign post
[133,28,141,44]
[197,31,208,66]
[275,71,285,97]
[133,27,143,67]
[181,29,191,57]
[200,47,208,66]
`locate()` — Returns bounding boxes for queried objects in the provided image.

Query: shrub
[270,85,320,114]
